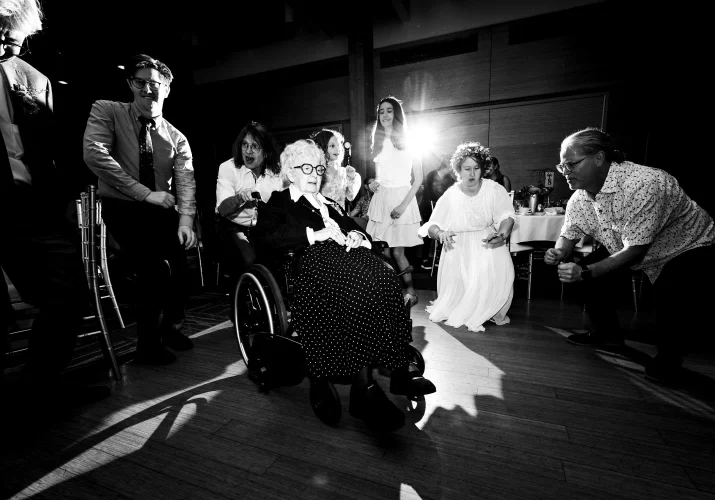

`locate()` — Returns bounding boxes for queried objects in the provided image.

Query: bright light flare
[407,124,436,156]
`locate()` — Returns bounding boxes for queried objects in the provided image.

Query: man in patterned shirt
[84,54,197,365]
[544,128,714,383]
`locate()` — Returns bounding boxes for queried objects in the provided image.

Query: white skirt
[366,185,423,248]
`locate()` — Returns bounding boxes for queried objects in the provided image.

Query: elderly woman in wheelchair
[235,139,435,432]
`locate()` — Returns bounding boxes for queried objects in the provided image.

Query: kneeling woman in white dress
[418,142,516,332]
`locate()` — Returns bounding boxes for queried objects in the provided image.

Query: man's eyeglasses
[241,142,262,154]
[1,40,28,57]
[128,77,164,91]
[556,156,589,175]
[294,164,326,176]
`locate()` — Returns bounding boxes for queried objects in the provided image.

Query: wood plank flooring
[3,290,715,500]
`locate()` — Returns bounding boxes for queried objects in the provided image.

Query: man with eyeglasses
[215,121,283,285]
[2,0,110,411]
[83,54,197,365]
[544,128,714,384]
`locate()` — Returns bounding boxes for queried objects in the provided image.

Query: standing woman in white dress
[366,96,423,307]
[418,142,516,332]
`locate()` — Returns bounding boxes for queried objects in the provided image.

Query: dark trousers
[101,198,188,351]
[580,243,714,358]
[215,216,256,273]
[1,184,87,385]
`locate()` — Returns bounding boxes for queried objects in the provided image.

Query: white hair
[280,139,323,181]
[0,0,43,36]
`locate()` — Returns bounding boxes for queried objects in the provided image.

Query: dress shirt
[288,184,371,249]
[560,161,714,282]
[215,159,284,226]
[83,100,196,227]
[0,68,31,185]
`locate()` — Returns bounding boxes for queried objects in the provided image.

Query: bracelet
[434,229,443,240]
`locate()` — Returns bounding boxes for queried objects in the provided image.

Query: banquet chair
[509,237,535,300]
[430,201,440,277]
[76,186,122,380]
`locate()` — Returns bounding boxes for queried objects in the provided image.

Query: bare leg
[392,246,415,297]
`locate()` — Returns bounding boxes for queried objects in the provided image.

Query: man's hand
[314,226,346,246]
[145,191,176,209]
[236,188,255,204]
[557,262,582,282]
[544,248,566,265]
[345,231,364,251]
[178,225,197,250]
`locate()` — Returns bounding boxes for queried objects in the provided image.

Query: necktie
[138,116,156,190]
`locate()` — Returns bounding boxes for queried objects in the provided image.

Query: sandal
[403,293,419,308]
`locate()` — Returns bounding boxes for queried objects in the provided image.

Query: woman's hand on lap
[345,231,363,251]
[314,226,346,246]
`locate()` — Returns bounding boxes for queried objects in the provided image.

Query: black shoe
[566,332,624,347]
[163,332,194,351]
[135,347,176,365]
[349,382,405,432]
[644,354,683,384]
[390,368,437,398]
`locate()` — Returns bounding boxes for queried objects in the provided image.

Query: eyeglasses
[294,164,326,176]
[241,142,263,154]
[556,156,590,175]
[1,39,28,57]
[128,77,164,91]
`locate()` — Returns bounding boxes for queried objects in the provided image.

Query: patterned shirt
[319,163,361,210]
[560,161,714,283]
[353,193,372,219]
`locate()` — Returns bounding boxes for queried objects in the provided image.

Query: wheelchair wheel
[407,344,426,375]
[234,264,289,370]
[309,378,342,426]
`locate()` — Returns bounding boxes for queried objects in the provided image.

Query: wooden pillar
[348,13,374,180]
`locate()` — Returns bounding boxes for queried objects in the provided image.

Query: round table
[510,214,565,244]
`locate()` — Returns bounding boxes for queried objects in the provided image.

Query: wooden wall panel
[488,94,606,200]
[489,24,616,102]
[374,31,491,112]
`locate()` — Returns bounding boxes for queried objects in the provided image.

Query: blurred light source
[57,80,68,85]
[117,65,125,70]
[407,124,436,156]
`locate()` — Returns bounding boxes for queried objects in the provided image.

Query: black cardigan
[254,188,371,255]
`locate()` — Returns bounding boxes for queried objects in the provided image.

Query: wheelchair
[232,244,426,426]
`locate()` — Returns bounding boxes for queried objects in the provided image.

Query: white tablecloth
[510,214,565,244]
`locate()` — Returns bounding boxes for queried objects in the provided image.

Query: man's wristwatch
[580,265,592,281]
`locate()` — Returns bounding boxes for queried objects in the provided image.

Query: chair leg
[100,220,125,329]
[631,274,638,312]
[430,240,438,278]
[527,253,533,300]
[196,243,205,288]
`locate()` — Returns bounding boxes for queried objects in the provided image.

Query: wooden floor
[3,290,715,500]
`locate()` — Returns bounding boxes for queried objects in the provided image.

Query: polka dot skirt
[293,242,412,379]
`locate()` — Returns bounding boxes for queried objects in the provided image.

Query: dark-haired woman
[312,128,361,211]
[366,96,423,307]
[484,156,512,192]
[215,121,284,271]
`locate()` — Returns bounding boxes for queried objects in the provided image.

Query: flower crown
[450,142,492,171]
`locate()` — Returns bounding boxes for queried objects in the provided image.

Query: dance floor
[3,290,715,500]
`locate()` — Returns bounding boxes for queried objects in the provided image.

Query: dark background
[21,0,712,220]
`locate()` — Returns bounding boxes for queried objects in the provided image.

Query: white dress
[366,138,423,247]
[417,180,516,332]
